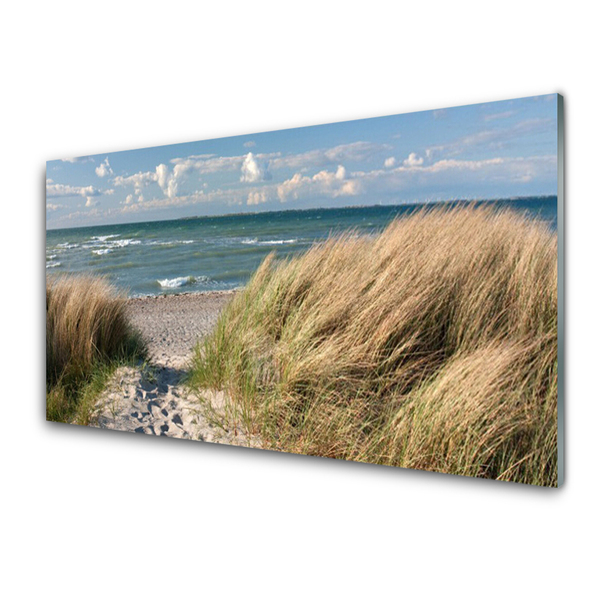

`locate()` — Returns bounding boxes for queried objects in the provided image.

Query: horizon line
[46,194,558,233]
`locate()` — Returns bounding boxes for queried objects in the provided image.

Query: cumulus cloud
[384,157,396,168]
[113,169,167,203]
[113,170,157,191]
[113,163,190,201]
[163,142,389,185]
[155,163,181,199]
[403,153,424,167]
[277,168,360,203]
[46,179,101,199]
[103,188,115,195]
[243,140,256,148]
[85,197,99,208]
[113,171,157,188]
[170,154,245,175]
[240,152,271,183]
[156,163,169,190]
[95,157,114,178]
[46,203,65,211]
[247,190,269,206]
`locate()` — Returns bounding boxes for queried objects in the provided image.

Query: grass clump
[46,275,144,424]
[190,205,558,486]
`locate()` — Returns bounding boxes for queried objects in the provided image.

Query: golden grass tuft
[190,205,558,485]
[46,275,144,423]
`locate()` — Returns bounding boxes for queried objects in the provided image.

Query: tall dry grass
[46,275,144,423]
[190,205,558,485]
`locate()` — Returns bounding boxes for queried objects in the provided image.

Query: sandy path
[90,291,255,446]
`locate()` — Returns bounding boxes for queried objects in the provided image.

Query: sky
[46,94,558,230]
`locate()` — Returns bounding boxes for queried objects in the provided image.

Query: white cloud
[46,179,101,199]
[113,171,157,190]
[384,157,396,168]
[60,156,94,163]
[124,194,134,205]
[85,197,99,207]
[243,141,256,148]
[240,152,271,183]
[46,203,65,211]
[170,154,245,175]
[155,164,169,190]
[103,188,115,195]
[163,142,389,186]
[277,168,360,203]
[403,153,424,167]
[155,163,181,199]
[270,141,391,171]
[425,118,555,159]
[113,169,165,200]
[351,155,556,198]
[247,191,269,206]
[95,157,114,178]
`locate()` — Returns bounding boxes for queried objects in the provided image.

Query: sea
[46,197,557,298]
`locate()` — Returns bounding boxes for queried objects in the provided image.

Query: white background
[2,2,598,598]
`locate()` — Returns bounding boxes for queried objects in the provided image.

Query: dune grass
[190,205,558,486]
[46,275,145,424]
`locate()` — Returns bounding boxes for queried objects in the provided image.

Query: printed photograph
[46,94,561,486]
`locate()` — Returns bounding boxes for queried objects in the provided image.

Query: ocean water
[46,197,558,297]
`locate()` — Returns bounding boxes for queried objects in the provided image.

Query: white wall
[3,2,597,598]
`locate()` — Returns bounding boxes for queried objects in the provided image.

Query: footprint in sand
[90,292,260,448]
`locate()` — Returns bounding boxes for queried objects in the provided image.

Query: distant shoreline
[46,195,558,233]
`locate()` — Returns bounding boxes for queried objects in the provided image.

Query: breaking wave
[157,275,209,288]
[257,239,298,245]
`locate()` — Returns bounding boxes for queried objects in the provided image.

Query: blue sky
[46,94,558,229]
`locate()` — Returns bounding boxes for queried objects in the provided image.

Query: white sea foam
[156,275,211,288]
[240,238,258,245]
[90,234,120,242]
[148,240,194,246]
[257,239,298,245]
[157,276,196,288]
[57,242,78,249]
[46,261,61,268]
[46,254,57,260]
[109,239,141,248]
[92,248,113,255]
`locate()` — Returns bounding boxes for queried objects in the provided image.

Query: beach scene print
[46,94,561,486]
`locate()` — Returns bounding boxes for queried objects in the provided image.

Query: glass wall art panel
[46,94,564,486]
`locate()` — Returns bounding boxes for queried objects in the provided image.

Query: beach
[89,290,257,446]
[126,290,236,369]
